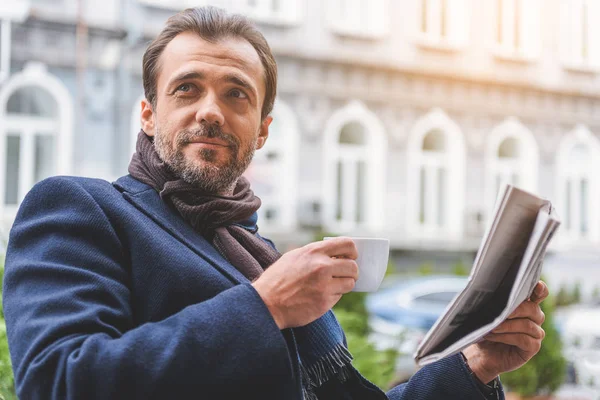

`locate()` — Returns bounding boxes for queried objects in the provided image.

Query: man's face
[140,32,271,194]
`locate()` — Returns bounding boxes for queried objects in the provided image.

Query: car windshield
[413,291,458,305]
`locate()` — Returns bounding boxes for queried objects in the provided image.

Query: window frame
[136,0,200,10]
[327,0,389,40]
[560,0,600,72]
[415,0,470,51]
[555,125,600,245]
[493,0,541,62]
[233,0,303,27]
[322,101,387,233]
[484,118,539,223]
[0,63,73,220]
[406,109,465,240]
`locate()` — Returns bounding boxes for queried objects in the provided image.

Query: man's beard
[154,123,257,194]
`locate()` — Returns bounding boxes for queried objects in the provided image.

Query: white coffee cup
[323,237,390,292]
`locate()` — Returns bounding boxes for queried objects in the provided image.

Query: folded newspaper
[414,184,560,367]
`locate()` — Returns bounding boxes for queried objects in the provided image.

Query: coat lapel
[113,175,250,285]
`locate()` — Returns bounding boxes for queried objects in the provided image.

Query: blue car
[365,275,468,382]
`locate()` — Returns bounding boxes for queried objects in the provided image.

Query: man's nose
[195,93,225,126]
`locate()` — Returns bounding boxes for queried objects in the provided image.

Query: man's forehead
[159,32,264,85]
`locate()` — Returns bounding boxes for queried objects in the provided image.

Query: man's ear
[256,115,272,150]
[140,98,156,136]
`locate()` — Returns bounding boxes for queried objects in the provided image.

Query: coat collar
[113,175,250,285]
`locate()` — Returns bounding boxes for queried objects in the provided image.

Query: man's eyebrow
[167,70,258,97]
[168,71,204,86]
[222,74,257,96]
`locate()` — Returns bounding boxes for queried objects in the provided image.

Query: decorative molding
[277,58,600,132]
[294,95,331,142]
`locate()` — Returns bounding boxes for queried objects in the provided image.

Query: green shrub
[451,260,469,277]
[333,307,369,337]
[344,331,397,389]
[0,260,16,399]
[592,286,600,302]
[554,285,570,307]
[417,262,434,276]
[572,282,582,304]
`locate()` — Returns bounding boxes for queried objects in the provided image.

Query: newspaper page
[414,184,561,367]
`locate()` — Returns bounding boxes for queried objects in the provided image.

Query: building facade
[1,0,599,290]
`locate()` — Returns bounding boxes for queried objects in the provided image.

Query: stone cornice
[272,46,600,101]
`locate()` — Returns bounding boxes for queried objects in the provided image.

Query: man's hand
[252,237,359,329]
[463,281,549,384]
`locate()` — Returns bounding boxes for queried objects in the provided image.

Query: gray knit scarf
[128,130,358,400]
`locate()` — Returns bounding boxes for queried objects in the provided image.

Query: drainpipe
[0,0,31,85]
[75,0,88,176]
[0,19,10,84]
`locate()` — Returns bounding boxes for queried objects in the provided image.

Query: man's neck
[215,179,238,197]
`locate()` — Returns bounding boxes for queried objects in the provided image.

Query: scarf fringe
[300,343,354,399]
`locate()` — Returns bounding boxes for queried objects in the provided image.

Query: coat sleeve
[2,178,299,400]
[386,353,505,400]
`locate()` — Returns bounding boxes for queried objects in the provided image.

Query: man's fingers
[530,281,549,304]
[330,258,359,280]
[331,277,356,295]
[507,301,545,326]
[492,318,545,340]
[484,332,542,354]
[318,237,358,260]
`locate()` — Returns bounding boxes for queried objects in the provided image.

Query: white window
[232,0,302,25]
[559,0,600,70]
[245,101,299,232]
[494,0,541,60]
[138,0,301,25]
[0,63,73,218]
[417,0,470,49]
[327,0,389,39]
[0,0,30,21]
[137,0,205,9]
[485,118,538,218]
[556,126,600,244]
[406,109,465,239]
[322,101,386,232]
[130,95,145,159]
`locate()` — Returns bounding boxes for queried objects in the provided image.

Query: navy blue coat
[3,175,503,399]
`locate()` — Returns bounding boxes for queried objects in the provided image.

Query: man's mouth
[187,138,230,148]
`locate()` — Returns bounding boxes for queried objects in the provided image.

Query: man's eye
[176,84,193,92]
[229,89,248,99]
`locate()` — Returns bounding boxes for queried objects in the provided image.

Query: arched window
[407,109,465,239]
[485,118,538,218]
[322,101,386,232]
[556,126,600,243]
[495,0,541,59]
[245,100,299,232]
[559,0,600,69]
[0,63,73,218]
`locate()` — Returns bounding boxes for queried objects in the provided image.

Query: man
[2,6,548,400]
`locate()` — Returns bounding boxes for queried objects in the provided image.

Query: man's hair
[142,6,277,120]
